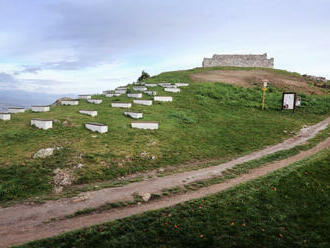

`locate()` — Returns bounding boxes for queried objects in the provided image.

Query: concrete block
[124,112,143,119]
[79,110,98,117]
[133,100,153,106]
[32,106,50,112]
[31,118,53,130]
[154,96,173,102]
[131,121,158,130]
[85,122,108,133]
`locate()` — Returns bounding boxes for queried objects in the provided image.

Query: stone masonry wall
[202,53,274,68]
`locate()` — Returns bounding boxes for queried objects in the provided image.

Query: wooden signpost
[261,81,268,110]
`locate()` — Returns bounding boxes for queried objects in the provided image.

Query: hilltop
[0,67,329,204]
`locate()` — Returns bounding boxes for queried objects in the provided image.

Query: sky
[0,0,329,101]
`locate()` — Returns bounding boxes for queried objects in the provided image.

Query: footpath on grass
[0,117,329,248]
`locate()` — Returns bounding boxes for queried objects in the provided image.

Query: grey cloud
[0,72,17,82]
[0,72,18,89]
[1,0,227,71]
[0,72,70,93]
[14,66,43,75]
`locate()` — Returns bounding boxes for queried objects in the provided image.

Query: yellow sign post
[261,81,268,110]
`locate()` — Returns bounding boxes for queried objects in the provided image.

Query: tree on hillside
[138,70,150,82]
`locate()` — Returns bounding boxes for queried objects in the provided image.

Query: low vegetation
[55,126,330,219]
[0,67,329,203]
[17,149,330,248]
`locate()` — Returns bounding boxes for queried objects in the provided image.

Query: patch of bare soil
[190,70,325,95]
[0,118,329,248]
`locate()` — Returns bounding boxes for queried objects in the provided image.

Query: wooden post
[261,81,268,110]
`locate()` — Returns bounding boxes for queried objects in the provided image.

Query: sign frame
[281,92,297,113]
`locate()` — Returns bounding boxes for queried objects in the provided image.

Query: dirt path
[190,70,325,94]
[0,118,329,247]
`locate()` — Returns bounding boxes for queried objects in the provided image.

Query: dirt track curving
[190,70,325,94]
[0,117,329,247]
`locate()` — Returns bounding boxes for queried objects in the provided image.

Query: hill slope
[0,67,329,203]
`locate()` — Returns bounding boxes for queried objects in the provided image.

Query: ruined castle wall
[202,53,274,68]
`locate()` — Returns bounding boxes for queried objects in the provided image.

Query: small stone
[62,120,71,126]
[33,148,55,159]
[54,186,63,194]
[158,168,165,173]
[140,152,148,158]
[72,195,89,203]
[138,192,151,202]
[75,163,84,169]
[53,168,75,194]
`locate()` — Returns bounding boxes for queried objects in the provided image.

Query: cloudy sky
[0,0,329,97]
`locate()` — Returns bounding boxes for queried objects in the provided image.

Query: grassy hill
[0,67,329,203]
[16,148,330,247]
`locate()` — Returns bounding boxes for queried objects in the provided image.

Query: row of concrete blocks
[0,98,103,119]
[79,110,143,119]
[85,121,159,133]
[103,82,189,97]
[60,96,173,108]
[29,118,158,132]
[61,99,103,106]
[0,106,51,120]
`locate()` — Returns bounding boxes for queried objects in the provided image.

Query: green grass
[59,126,330,219]
[1,67,329,203]
[17,149,330,248]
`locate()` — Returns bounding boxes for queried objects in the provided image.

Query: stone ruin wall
[202,53,274,68]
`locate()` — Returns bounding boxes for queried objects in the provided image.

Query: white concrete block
[8,108,26,113]
[175,83,189,87]
[131,122,158,130]
[145,91,157,96]
[106,94,115,97]
[133,100,153,106]
[164,88,180,93]
[127,93,143,98]
[133,86,147,91]
[85,122,108,133]
[154,96,173,102]
[166,85,178,88]
[79,110,98,117]
[124,112,143,119]
[88,99,103,104]
[61,100,79,106]
[115,89,127,94]
[0,113,11,120]
[111,102,132,108]
[158,83,171,87]
[78,95,92,99]
[31,118,53,130]
[145,84,158,87]
[32,106,50,112]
